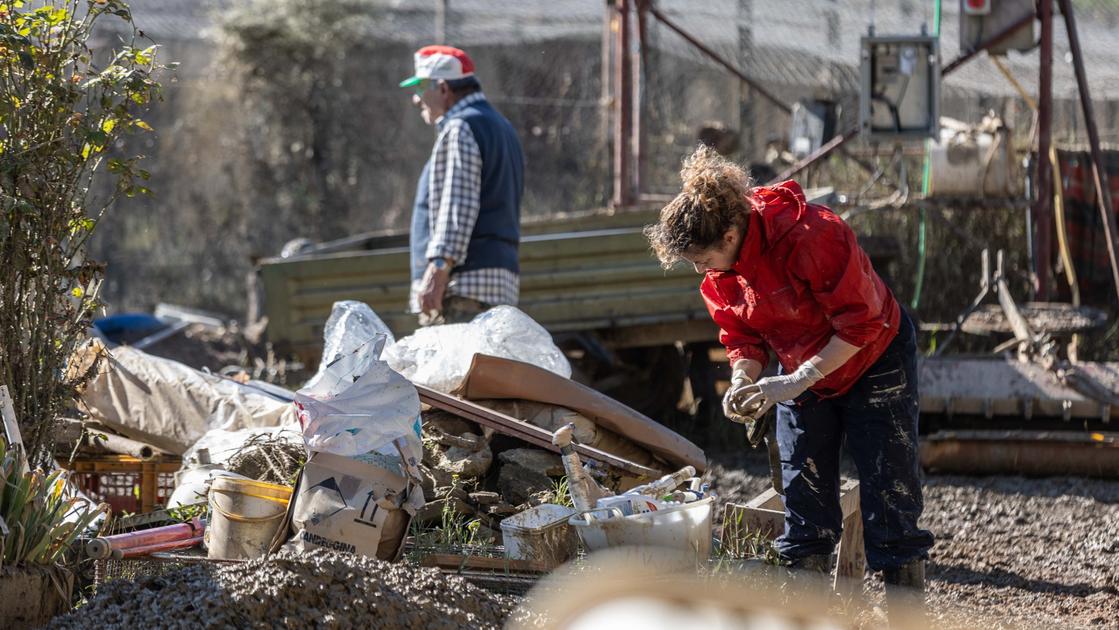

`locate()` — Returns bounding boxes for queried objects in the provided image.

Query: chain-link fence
[88,0,1119,320]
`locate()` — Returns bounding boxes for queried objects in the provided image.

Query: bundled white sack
[304,300,394,390]
[383,305,571,393]
[73,339,299,455]
[295,334,421,458]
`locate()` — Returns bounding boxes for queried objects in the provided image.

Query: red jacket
[701,180,900,398]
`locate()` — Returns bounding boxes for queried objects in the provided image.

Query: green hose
[912,0,940,311]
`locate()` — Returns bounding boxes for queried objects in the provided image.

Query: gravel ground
[707,449,1119,629]
[50,549,526,629]
[50,452,1118,629]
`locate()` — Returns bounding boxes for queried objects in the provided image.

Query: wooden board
[419,553,552,574]
[721,479,864,590]
[416,385,661,479]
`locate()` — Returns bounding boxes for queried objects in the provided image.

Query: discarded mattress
[72,340,298,455]
[453,354,706,473]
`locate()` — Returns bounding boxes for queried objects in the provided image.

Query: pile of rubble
[50,549,530,629]
[416,402,656,541]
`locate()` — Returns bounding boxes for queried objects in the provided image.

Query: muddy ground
[708,449,1119,629]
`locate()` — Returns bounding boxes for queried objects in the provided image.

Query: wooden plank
[419,553,551,574]
[834,507,866,592]
[838,478,860,518]
[416,385,660,480]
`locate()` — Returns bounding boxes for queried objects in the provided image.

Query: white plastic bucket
[206,476,292,560]
[500,504,578,569]
[568,496,714,559]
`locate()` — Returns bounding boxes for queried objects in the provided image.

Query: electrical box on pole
[960,0,1036,55]
[859,34,940,141]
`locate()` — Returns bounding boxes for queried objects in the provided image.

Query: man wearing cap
[401,45,525,325]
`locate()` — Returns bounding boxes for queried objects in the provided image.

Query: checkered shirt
[410,92,520,312]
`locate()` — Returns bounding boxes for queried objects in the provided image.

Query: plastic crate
[62,455,180,514]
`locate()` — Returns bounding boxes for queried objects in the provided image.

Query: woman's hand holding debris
[722,367,763,420]
[739,361,825,419]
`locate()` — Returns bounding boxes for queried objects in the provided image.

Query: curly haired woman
[645,146,933,602]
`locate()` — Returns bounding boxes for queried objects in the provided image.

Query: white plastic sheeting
[295,334,422,457]
[74,340,299,455]
[304,300,395,391]
[383,305,571,393]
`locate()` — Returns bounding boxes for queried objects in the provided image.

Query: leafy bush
[0,0,163,463]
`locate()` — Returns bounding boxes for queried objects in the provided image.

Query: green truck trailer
[258,190,880,363]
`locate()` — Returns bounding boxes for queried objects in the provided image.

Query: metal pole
[1057,0,1119,305]
[434,0,447,44]
[1035,0,1053,299]
[770,10,1037,185]
[613,0,635,208]
[634,1,646,203]
[737,0,754,160]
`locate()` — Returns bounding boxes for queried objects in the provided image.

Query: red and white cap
[399,45,475,88]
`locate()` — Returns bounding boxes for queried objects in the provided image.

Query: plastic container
[595,494,664,517]
[206,476,292,560]
[500,504,578,569]
[569,496,715,559]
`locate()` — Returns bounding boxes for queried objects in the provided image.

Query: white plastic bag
[295,334,421,457]
[383,305,571,393]
[305,301,394,390]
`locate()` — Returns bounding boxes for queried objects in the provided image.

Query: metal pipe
[941,11,1036,75]
[86,517,205,559]
[771,9,1038,185]
[88,432,166,460]
[1057,0,1119,305]
[1035,0,1054,300]
[772,127,860,184]
[643,3,790,114]
[921,431,1119,478]
[613,0,635,208]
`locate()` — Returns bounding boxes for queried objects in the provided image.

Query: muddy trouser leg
[837,310,934,573]
[774,392,844,565]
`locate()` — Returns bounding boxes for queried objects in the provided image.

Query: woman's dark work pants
[774,311,934,571]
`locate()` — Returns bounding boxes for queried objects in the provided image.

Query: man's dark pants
[774,310,934,571]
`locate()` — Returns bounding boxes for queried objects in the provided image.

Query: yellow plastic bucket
[206,476,292,560]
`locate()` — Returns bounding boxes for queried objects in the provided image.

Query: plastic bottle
[626,465,697,498]
[552,423,599,513]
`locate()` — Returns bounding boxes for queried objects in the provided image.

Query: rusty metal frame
[635,0,887,187]
[1036,0,1054,298]
[612,0,636,208]
[1056,0,1119,305]
[416,384,661,479]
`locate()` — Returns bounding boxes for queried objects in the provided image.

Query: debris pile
[50,549,526,629]
[416,403,655,540]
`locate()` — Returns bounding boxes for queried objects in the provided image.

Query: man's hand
[739,361,825,419]
[418,258,452,317]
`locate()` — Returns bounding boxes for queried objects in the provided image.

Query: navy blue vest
[410,97,523,282]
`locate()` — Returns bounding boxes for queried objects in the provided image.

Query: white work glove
[722,368,762,421]
[739,362,825,419]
